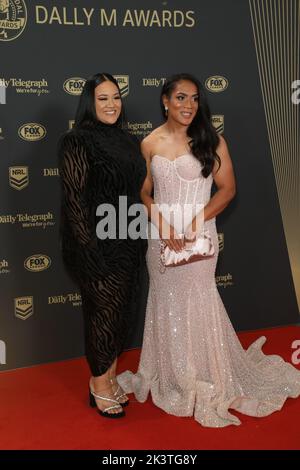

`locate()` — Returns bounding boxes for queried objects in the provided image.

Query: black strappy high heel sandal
[110,378,129,407]
[89,386,125,418]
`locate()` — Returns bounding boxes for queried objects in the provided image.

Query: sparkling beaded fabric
[118,154,300,427]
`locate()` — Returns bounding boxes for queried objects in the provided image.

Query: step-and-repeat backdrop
[0,0,299,370]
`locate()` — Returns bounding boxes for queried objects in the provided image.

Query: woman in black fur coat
[59,73,146,418]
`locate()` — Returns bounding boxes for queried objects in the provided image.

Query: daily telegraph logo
[63,77,86,96]
[14,296,33,320]
[127,121,153,138]
[0,258,10,274]
[212,115,224,134]
[48,293,82,307]
[205,76,228,93]
[43,168,59,177]
[142,78,166,87]
[114,75,129,97]
[18,123,46,141]
[9,166,28,190]
[0,78,49,96]
[0,211,55,228]
[0,340,6,364]
[0,0,27,42]
[24,254,51,272]
[216,273,233,288]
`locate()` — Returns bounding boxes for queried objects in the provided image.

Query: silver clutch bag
[159,229,215,273]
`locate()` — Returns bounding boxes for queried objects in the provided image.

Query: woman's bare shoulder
[141,125,167,157]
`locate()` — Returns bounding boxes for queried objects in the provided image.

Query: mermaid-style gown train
[118,153,300,427]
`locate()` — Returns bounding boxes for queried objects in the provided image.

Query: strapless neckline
[151,154,191,163]
[151,153,205,183]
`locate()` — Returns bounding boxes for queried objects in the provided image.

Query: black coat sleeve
[59,132,109,279]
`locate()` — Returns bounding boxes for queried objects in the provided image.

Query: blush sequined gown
[118,153,300,427]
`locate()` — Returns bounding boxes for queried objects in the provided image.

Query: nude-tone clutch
[159,230,214,273]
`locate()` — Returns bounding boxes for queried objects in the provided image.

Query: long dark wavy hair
[160,73,220,177]
[74,73,125,129]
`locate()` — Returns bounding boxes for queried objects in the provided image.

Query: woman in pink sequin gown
[118,73,300,427]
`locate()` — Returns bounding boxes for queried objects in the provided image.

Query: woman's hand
[183,231,197,250]
[160,223,185,253]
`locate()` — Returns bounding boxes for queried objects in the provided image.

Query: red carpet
[0,326,300,450]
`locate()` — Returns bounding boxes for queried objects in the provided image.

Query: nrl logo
[212,115,224,134]
[114,75,129,97]
[218,233,224,252]
[9,166,29,190]
[14,296,33,320]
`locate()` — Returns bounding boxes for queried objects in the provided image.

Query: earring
[165,106,168,115]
